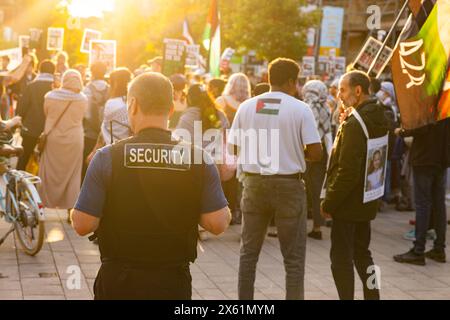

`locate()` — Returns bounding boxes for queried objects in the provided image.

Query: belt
[101,258,189,270]
[244,172,303,180]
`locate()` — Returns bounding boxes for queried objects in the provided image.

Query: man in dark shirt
[394,119,450,265]
[16,60,55,170]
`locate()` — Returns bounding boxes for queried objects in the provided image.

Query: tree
[222,0,320,62]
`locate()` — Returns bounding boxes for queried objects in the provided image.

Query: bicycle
[0,129,45,256]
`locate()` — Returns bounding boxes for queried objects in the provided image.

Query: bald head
[128,72,174,116]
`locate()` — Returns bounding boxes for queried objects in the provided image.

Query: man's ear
[129,97,138,115]
[355,85,362,98]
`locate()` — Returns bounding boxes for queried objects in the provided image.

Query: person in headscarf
[39,69,87,218]
[302,80,332,240]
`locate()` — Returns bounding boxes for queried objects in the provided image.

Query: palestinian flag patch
[256,98,282,115]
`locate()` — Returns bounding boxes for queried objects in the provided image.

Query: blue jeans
[413,166,447,254]
[238,176,307,300]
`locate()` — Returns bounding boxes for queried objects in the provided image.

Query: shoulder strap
[352,109,369,139]
[46,101,73,136]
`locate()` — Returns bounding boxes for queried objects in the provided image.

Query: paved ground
[0,206,449,300]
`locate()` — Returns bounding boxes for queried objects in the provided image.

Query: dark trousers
[94,262,192,300]
[82,137,97,181]
[330,219,380,300]
[17,134,38,171]
[305,154,327,228]
[413,166,447,254]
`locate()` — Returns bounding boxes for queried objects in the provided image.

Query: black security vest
[97,127,203,265]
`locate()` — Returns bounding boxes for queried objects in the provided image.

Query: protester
[169,74,187,129]
[253,82,270,97]
[100,67,133,145]
[54,51,69,75]
[207,78,227,99]
[82,61,110,178]
[147,56,163,73]
[229,58,322,300]
[216,72,251,124]
[16,60,56,171]
[39,70,87,217]
[321,70,388,300]
[302,80,331,240]
[394,119,450,265]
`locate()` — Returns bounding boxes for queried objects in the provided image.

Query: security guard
[72,73,231,300]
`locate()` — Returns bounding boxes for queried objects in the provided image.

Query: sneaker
[308,230,322,240]
[394,249,426,266]
[403,229,436,241]
[427,229,437,241]
[403,229,415,241]
[425,249,446,263]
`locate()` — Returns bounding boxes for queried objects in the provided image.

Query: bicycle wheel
[8,182,45,256]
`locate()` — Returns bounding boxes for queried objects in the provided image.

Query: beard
[341,95,359,109]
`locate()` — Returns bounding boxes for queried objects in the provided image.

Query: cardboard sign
[89,40,117,74]
[47,27,64,51]
[162,39,187,76]
[185,44,200,67]
[81,29,102,53]
[353,36,393,77]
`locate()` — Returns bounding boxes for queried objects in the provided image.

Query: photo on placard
[89,40,116,74]
[363,134,389,203]
[19,35,30,49]
[47,27,64,51]
[81,29,102,53]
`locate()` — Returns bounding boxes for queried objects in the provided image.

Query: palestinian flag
[202,0,221,77]
[256,99,281,116]
[391,0,450,129]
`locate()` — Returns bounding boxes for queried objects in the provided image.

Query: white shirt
[101,97,131,144]
[228,91,321,175]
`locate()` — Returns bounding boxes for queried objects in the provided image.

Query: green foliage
[222,0,320,61]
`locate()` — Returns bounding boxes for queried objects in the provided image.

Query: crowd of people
[0,49,448,300]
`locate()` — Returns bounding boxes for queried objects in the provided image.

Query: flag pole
[367,0,410,78]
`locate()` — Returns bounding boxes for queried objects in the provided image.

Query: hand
[5,116,22,130]
[320,203,332,220]
[394,128,403,136]
[339,107,353,124]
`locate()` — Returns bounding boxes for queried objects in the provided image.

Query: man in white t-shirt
[228,58,323,300]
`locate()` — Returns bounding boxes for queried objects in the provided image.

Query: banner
[319,6,344,56]
[162,38,187,76]
[47,27,64,51]
[185,44,200,67]
[81,29,102,53]
[89,40,116,74]
[353,37,393,77]
[302,56,315,77]
[391,0,450,129]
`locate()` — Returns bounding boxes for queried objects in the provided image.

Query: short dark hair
[39,60,56,74]
[268,58,300,87]
[90,61,107,80]
[110,67,133,98]
[128,72,173,116]
[346,70,371,95]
